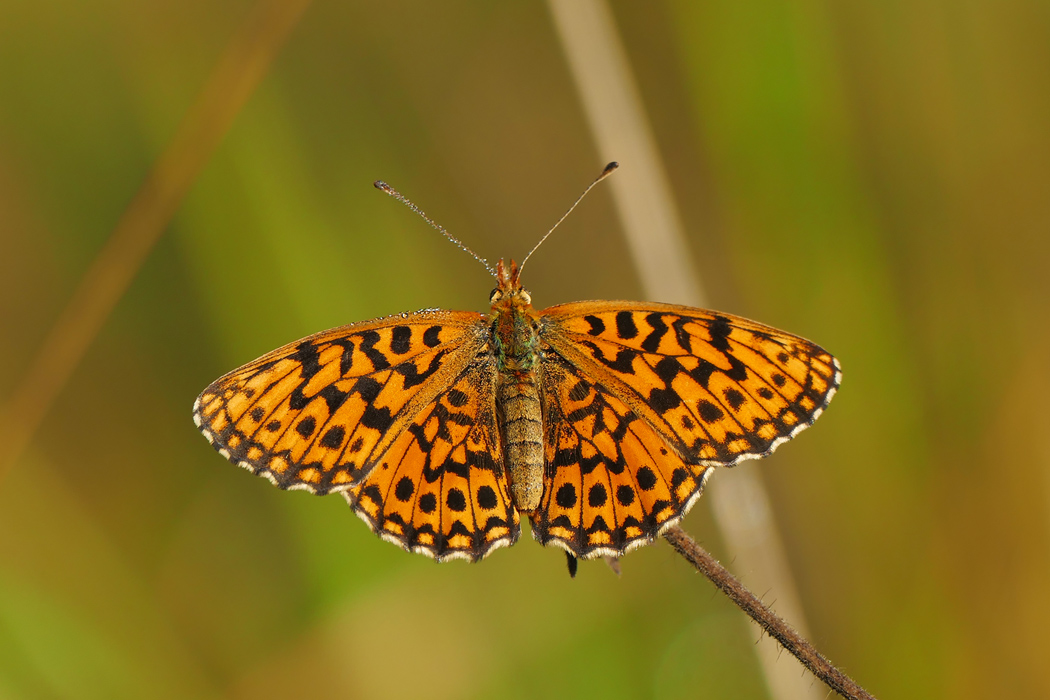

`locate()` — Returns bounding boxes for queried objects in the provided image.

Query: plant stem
[663,525,877,700]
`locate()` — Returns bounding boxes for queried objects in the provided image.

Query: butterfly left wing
[194,310,488,493]
[344,356,520,561]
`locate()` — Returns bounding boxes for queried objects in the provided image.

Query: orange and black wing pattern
[532,354,714,558]
[533,301,840,557]
[540,301,840,466]
[193,311,488,494]
[344,357,519,561]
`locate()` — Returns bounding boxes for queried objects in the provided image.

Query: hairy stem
[663,525,877,700]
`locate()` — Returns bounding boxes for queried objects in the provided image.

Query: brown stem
[663,525,877,700]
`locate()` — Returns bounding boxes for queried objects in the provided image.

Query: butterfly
[193,164,840,563]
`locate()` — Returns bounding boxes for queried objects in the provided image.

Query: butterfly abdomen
[497,371,544,512]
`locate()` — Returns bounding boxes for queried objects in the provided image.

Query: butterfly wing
[539,301,840,467]
[532,353,714,558]
[344,356,520,561]
[532,301,840,558]
[194,310,489,493]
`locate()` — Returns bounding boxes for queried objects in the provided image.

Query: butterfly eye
[518,289,532,305]
[489,288,503,303]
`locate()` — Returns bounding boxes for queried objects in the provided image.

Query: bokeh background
[2,1,1049,698]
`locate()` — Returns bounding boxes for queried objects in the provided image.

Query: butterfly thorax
[489,260,544,512]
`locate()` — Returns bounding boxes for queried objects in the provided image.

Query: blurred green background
[2,1,1049,698]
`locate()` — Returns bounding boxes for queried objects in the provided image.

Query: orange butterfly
[194,164,840,563]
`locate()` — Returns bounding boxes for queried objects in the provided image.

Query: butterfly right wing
[344,355,520,562]
[531,354,713,558]
[539,301,840,467]
[531,300,839,558]
[193,310,489,494]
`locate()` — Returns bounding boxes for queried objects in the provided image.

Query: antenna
[374,180,496,278]
[519,161,619,273]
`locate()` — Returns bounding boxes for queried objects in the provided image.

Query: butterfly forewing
[539,301,840,468]
[533,356,714,558]
[194,311,489,493]
[344,357,520,561]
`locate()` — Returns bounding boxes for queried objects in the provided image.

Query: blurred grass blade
[546,0,702,307]
[546,2,822,698]
[0,0,313,484]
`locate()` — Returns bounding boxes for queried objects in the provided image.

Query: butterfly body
[491,259,545,511]
[195,259,840,562]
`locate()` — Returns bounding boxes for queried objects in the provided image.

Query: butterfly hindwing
[539,301,840,467]
[344,357,520,561]
[531,355,713,558]
[193,311,488,493]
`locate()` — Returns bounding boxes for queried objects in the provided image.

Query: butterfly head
[490,258,532,309]
[490,259,539,371]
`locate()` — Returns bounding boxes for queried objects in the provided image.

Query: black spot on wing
[615,311,638,339]
[352,376,383,403]
[446,388,469,407]
[326,338,354,375]
[390,326,412,355]
[556,483,578,508]
[289,341,322,379]
[724,388,746,410]
[641,313,668,352]
[697,401,724,423]
[672,317,693,353]
[568,380,590,402]
[446,488,467,512]
[359,330,391,371]
[648,386,681,413]
[446,519,472,539]
[316,384,349,413]
[395,477,414,502]
[477,485,497,510]
[583,315,605,336]
[671,468,689,489]
[708,315,732,352]
[636,468,656,492]
[419,493,437,514]
[423,325,442,348]
[296,416,316,438]
[689,360,719,389]
[320,425,346,448]
[725,354,749,382]
[581,341,637,374]
[395,349,447,389]
[586,515,610,535]
[653,356,682,383]
[587,483,608,507]
[361,405,394,433]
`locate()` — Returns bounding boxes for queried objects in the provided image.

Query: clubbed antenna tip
[374,179,495,278]
[519,161,620,272]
